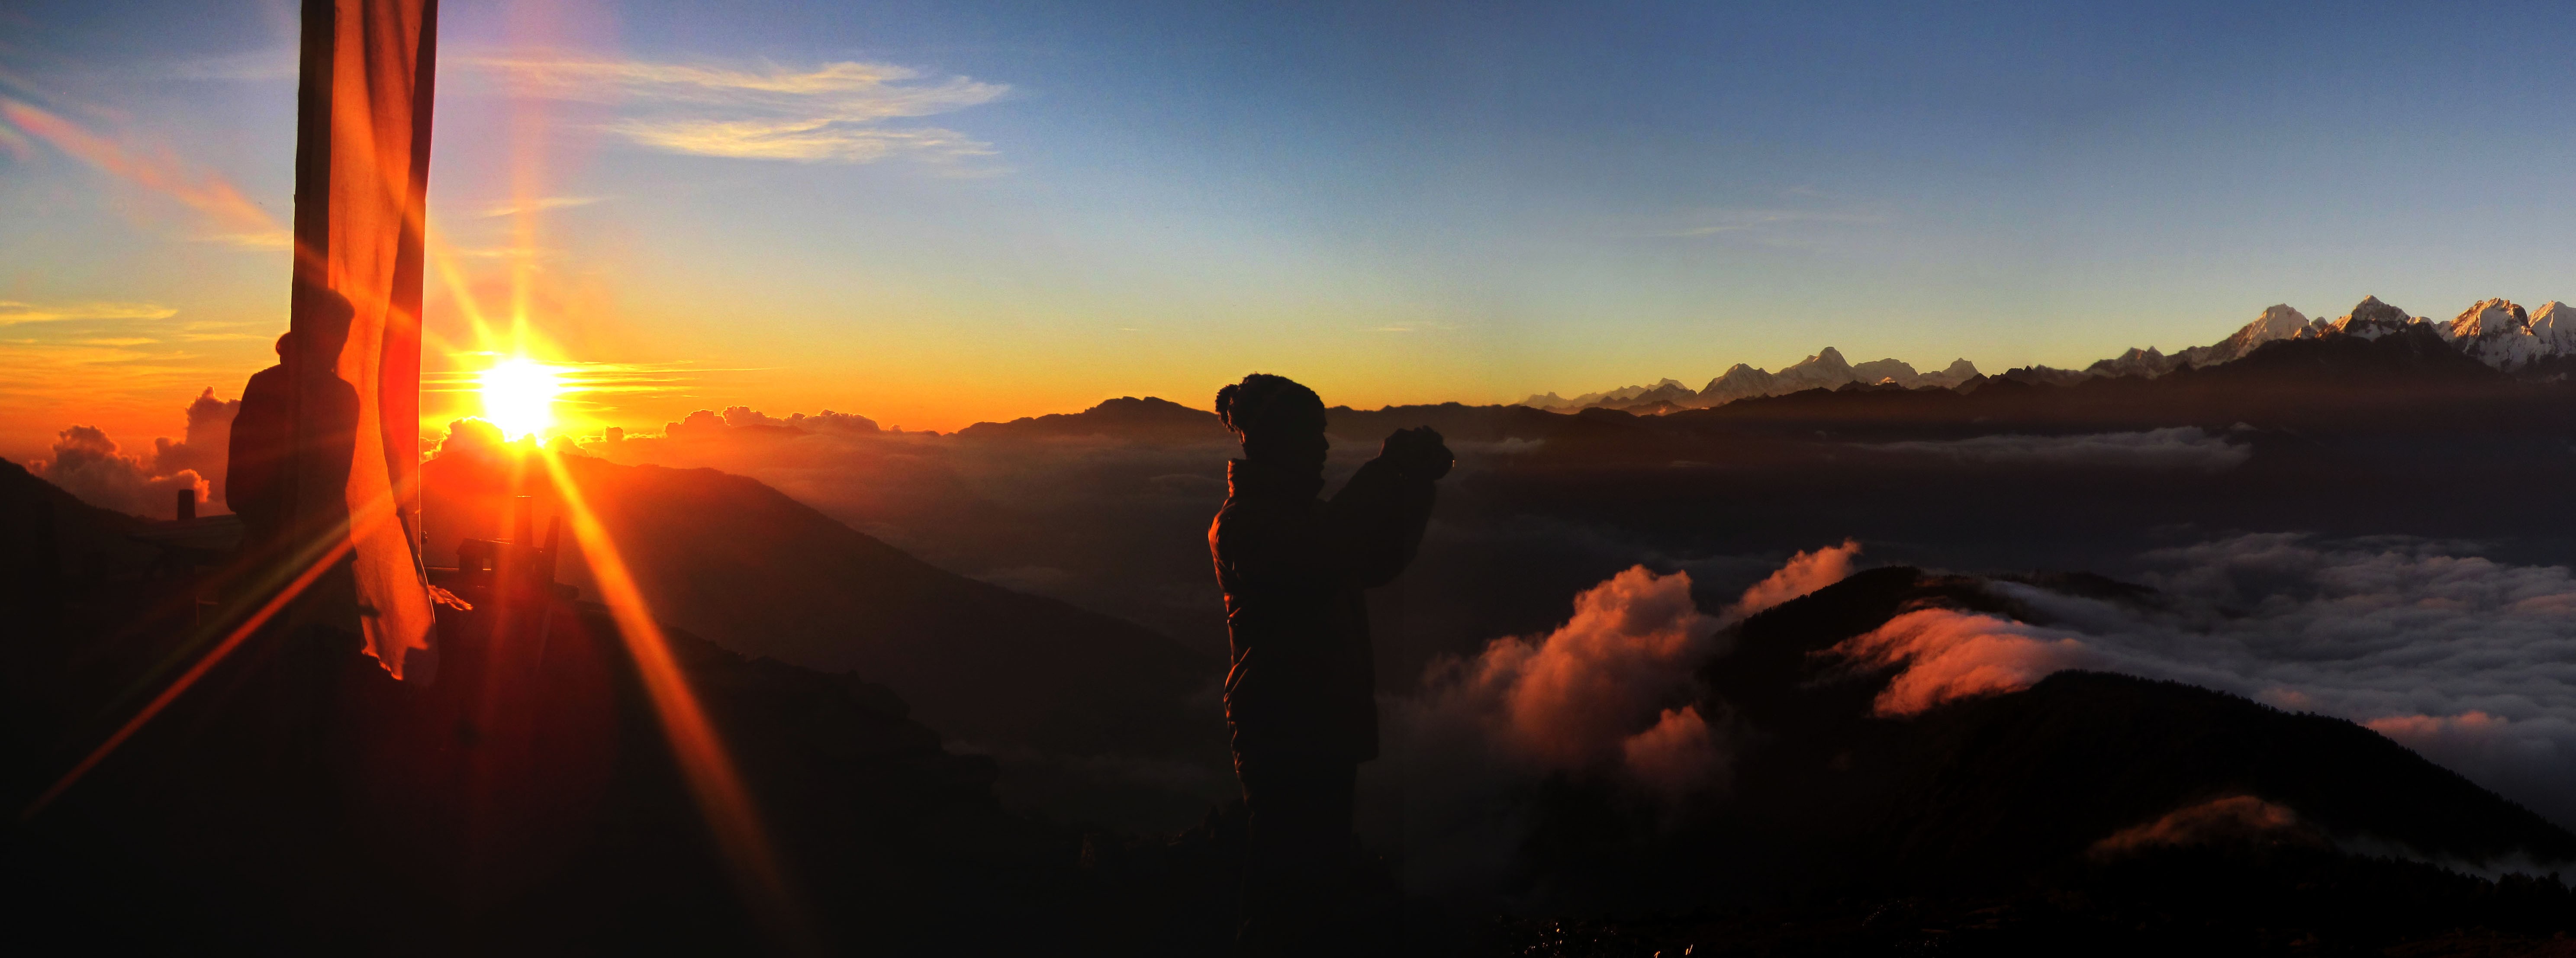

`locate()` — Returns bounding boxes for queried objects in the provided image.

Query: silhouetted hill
[1484,565,2576,954]
[955,396,1230,442]
[1499,848,2576,957]
[420,447,1233,829]
[1877,671,2576,881]
[1508,567,2575,916]
[1742,567,2568,864]
[0,457,150,578]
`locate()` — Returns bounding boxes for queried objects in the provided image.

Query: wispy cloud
[0,98,288,248]
[476,195,608,218]
[608,119,992,165]
[0,300,179,326]
[463,53,1008,168]
[424,358,712,401]
[198,230,293,250]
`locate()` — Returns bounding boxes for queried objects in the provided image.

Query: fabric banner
[287,0,439,679]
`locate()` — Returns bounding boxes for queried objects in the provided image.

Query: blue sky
[5,0,2576,450]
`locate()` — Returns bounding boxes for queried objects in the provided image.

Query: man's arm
[1322,428,1448,588]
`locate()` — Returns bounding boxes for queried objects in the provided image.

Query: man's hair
[1215,373,1323,439]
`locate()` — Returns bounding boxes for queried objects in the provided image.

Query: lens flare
[479,357,564,441]
[536,450,815,950]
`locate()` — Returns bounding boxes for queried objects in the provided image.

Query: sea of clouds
[1821,533,2575,828]
[1864,426,2254,472]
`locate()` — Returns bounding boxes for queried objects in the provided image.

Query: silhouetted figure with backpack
[1209,373,1449,954]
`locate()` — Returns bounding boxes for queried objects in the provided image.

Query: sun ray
[535,449,815,952]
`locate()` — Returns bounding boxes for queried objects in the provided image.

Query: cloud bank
[1410,566,1729,796]
[1826,608,2093,716]
[26,389,235,520]
[0,301,180,327]
[466,54,1008,167]
[1724,538,1861,624]
[2090,795,2326,859]
[1381,564,1719,893]
[1866,426,2251,472]
[1376,544,1861,892]
[33,427,206,519]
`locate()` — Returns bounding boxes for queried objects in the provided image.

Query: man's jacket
[1209,455,1436,763]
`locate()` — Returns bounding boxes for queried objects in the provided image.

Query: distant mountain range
[1523,296,2576,412]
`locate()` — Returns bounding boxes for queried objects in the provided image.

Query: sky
[6,0,2576,457]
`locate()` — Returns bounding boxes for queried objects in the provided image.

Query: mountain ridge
[1521,294,2576,414]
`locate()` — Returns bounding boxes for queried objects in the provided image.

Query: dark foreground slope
[0,459,1256,955]
[421,440,1233,829]
[1701,568,2576,878]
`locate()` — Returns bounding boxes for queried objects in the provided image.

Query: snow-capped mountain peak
[2329,296,2417,341]
[2167,304,2313,369]
[2251,303,2311,340]
[2530,301,2576,352]
[2445,298,2551,369]
[2449,298,2528,339]
[1520,378,1694,410]
[2226,303,2309,352]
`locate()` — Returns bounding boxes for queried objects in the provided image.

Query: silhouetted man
[228,301,359,563]
[228,331,299,552]
[1209,373,1449,953]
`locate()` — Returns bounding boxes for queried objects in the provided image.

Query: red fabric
[288,0,439,679]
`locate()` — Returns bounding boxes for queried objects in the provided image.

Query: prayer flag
[287,0,439,679]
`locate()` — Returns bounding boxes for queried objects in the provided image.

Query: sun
[479,356,566,442]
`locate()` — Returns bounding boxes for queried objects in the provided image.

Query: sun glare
[480,356,565,441]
